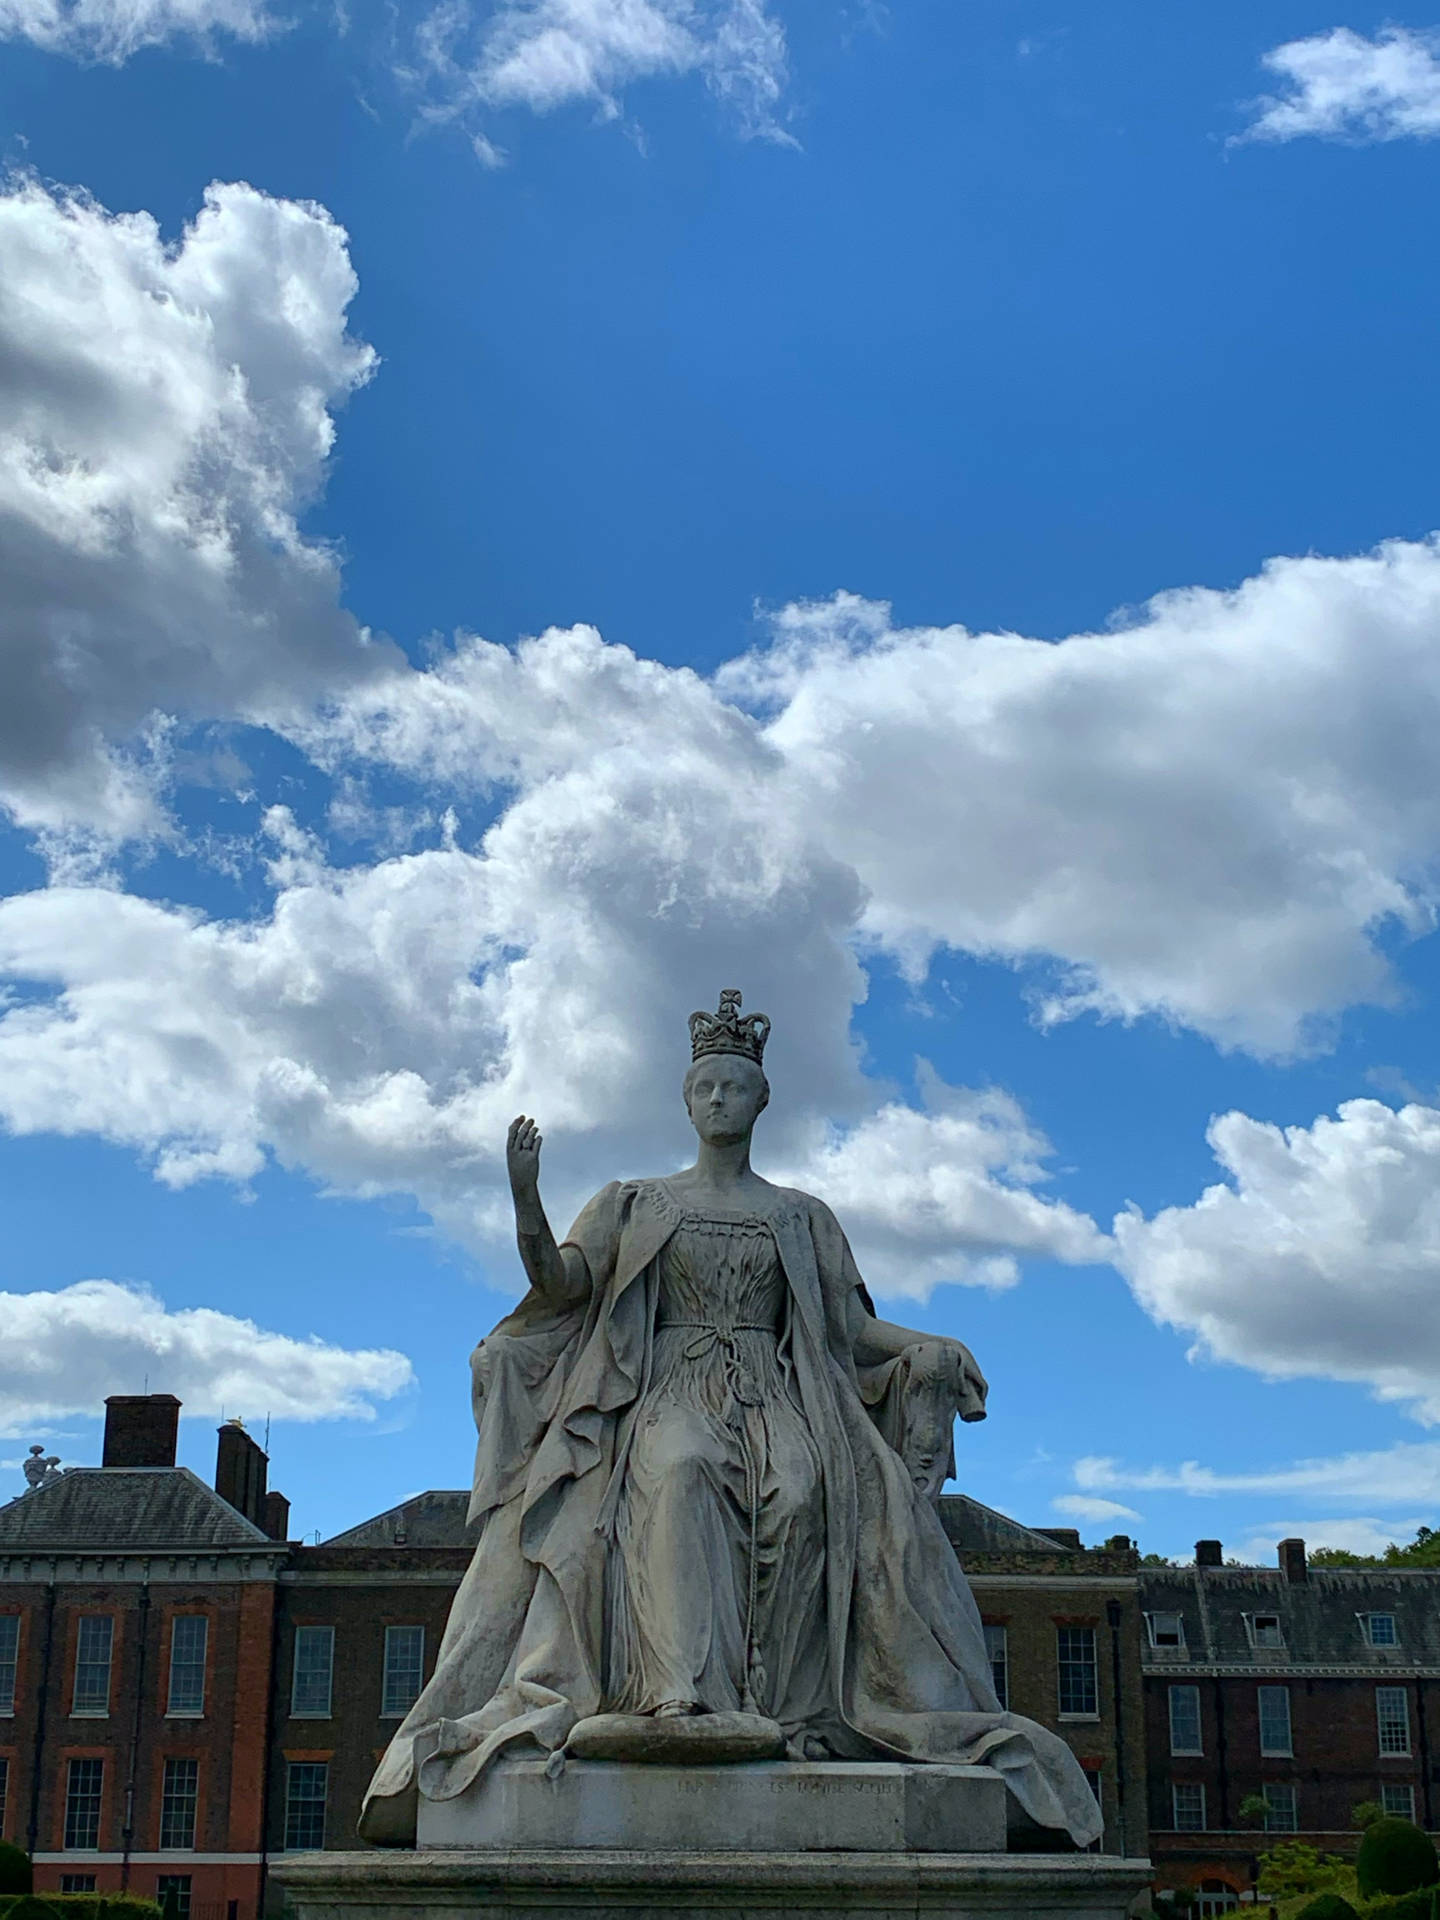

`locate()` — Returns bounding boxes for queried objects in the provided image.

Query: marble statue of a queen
[362,991,1102,1849]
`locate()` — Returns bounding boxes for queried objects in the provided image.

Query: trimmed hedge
[1294,1896,1358,1920]
[1357,1818,1440,1899]
[0,1899,162,1919]
[0,1849,31,1898]
[1362,1888,1440,1920]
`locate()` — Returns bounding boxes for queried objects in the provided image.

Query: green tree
[1353,1800,1385,1830]
[1238,1794,1271,1830]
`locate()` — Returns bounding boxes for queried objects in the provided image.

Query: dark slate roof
[0,1468,269,1550]
[324,1487,1061,1556]
[1138,1564,1440,1668]
[323,1490,481,1549]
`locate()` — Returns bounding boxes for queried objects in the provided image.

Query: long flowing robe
[360,1177,1103,1849]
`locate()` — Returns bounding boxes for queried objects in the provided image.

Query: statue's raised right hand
[507,1115,543,1198]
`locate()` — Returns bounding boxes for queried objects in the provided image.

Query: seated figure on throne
[361,991,1102,1850]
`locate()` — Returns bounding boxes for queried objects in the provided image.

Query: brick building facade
[0,1399,289,1918]
[1142,1537,1440,1912]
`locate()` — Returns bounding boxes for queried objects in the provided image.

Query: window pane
[1172,1782,1206,1831]
[1382,1783,1416,1819]
[159,1757,198,1850]
[1250,1614,1284,1649]
[0,1616,18,1715]
[1262,1784,1298,1833]
[1258,1686,1292,1757]
[64,1757,104,1850]
[60,1876,96,1895]
[1057,1626,1098,1715]
[382,1626,425,1719]
[291,1626,334,1718]
[167,1617,208,1717]
[1169,1685,1202,1755]
[1367,1613,1398,1648]
[284,1761,328,1851]
[983,1625,1008,1710]
[155,1874,192,1916]
[1378,1687,1411,1755]
[73,1616,113,1715]
[1149,1613,1185,1649]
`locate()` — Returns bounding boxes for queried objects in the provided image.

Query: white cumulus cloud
[0,175,394,837]
[1235,1517,1433,1564]
[1238,26,1440,144]
[1114,1100,1440,1421]
[0,0,278,61]
[0,1280,414,1432]
[1075,1439,1440,1505]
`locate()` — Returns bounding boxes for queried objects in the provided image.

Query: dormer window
[1145,1611,1186,1650]
[1362,1613,1399,1648]
[1246,1613,1285,1650]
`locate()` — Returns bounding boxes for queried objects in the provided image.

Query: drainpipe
[1417,1679,1433,1831]
[1106,1598,1128,1849]
[120,1576,151,1892]
[26,1577,57,1858]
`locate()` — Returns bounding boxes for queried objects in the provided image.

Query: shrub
[1357,1818,1440,1899]
[0,1850,31,1898]
[1294,1896,1358,1920]
[1,1901,60,1920]
[1353,1800,1386,1830]
[0,1901,160,1920]
[1256,1839,1345,1898]
[1361,1891,1440,1920]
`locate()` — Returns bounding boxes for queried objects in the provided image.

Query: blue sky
[4,0,1440,1561]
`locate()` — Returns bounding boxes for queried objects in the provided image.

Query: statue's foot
[653,1698,700,1719]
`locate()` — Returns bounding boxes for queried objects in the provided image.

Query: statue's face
[684,1055,768,1145]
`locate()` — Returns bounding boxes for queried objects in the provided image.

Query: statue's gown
[361,1177,1103,1849]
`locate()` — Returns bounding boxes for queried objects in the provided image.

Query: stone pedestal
[273,1847,1155,1919]
[416,1759,1008,1854]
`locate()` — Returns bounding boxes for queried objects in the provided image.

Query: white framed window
[382,1625,425,1719]
[291,1625,334,1719]
[1362,1612,1399,1648]
[72,1615,113,1716]
[1262,1782,1298,1833]
[1377,1686,1412,1756]
[60,1876,96,1895]
[1197,1881,1240,1915]
[1172,1781,1206,1831]
[1169,1684,1202,1755]
[1057,1626,1098,1718]
[64,1757,104,1850]
[167,1616,208,1718]
[284,1761,328,1851]
[0,1615,18,1715]
[983,1624,1008,1709]
[1146,1612,1186,1650]
[1257,1685,1292,1757]
[159,1757,198,1851]
[155,1874,192,1916]
[1245,1613,1285,1651]
[1382,1783,1417,1819]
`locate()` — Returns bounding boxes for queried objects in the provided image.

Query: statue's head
[683,989,770,1144]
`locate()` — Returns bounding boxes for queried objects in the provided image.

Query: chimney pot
[102,1395,181,1468]
[1195,1539,1224,1568]
[1279,1537,1308,1583]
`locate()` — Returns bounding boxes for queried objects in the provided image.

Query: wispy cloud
[1235,1517,1432,1562]
[1076,1441,1440,1506]
[1052,1494,1142,1526]
[1237,26,1440,145]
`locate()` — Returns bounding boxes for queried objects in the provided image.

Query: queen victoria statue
[361,991,1102,1851]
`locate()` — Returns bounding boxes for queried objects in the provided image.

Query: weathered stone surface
[274,1847,1154,1920]
[566,1711,786,1765]
[415,1759,1006,1854]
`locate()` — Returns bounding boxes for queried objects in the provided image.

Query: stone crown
[688,989,770,1067]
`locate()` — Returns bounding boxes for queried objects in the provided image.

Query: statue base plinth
[273,1847,1154,1920]
[418,1759,1006,1853]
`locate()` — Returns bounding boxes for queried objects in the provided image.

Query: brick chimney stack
[1279,1537,1308,1583]
[1195,1539,1223,1568]
[102,1394,181,1468]
[215,1419,268,1527]
[262,1490,291,1541]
